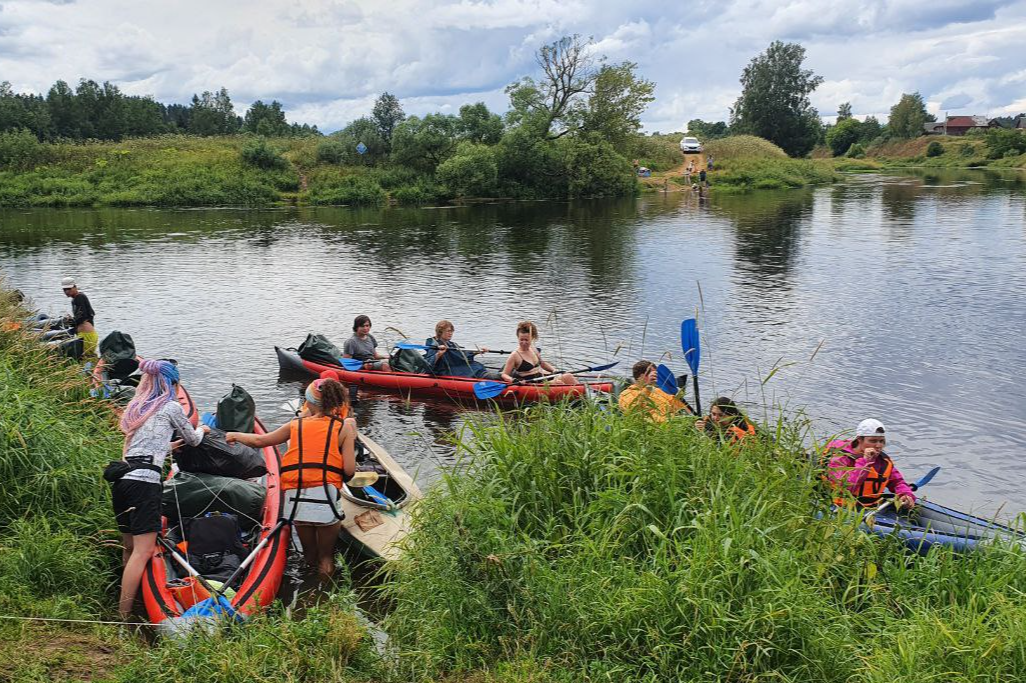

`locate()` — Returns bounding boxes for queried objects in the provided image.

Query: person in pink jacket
[825,418,915,509]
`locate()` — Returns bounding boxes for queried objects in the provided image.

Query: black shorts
[112,478,163,535]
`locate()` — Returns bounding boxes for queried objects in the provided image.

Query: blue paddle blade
[912,466,941,491]
[395,341,430,351]
[588,361,620,373]
[681,319,701,374]
[656,364,678,395]
[473,380,508,400]
[338,357,367,371]
[363,484,396,510]
[200,412,219,429]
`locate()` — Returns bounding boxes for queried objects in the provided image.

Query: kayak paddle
[394,341,513,355]
[473,361,619,400]
[681,319,702,416]
[865,466,941,525]
[339,357,373,371]
[656,364,678,395]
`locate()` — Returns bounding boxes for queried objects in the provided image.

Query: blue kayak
[862,499,1025,554]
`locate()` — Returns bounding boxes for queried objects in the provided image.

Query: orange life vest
[853,457,893,507]
[279,411,350,491]
[726,421,757,444]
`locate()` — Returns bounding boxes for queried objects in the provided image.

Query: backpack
[174,427,267,479]
[184,513,246,585]
[297,333,343,366]
[99,330,139,381]
[390,347,432,374]
[216,384,255,433]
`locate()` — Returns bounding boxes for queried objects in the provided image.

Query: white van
[679,136,703,153]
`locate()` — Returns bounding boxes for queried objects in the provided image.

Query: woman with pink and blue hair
[109,359,208,620]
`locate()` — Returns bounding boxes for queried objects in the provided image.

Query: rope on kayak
[0,614,159,627]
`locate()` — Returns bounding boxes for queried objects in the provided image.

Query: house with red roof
[937,115,998,136]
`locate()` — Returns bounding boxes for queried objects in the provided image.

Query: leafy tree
[189,88,239,136]
[825,117,861,156]
[984,128,1026,159]
[47,80,82,139]
[162,103,192,131]
[391,114,460,171]
[558,134,634,198]
[457,103,503,145]
[329,117,387,164]
[505,34,598,139]
[494,125,565,197]
[859,115,882,143]
[837,102,853,121]
[729,41,824,157]
[925,141,944,157]
[240,137,287,169]
[686,119,730,140]
[372,92,405,149]
[0,83,51,139]
[581,62,654,148]
[0,128,45,169]
[888,92,934,139]
[436,142,498,197]
[243,100,290,137]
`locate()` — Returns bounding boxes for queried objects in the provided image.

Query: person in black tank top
[500,320,579,385]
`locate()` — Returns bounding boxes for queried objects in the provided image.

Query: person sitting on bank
[500,320,578,385]
[825,418,915,510]
[695,397,756,445]
[617,360,691,422]
[227,376,356,577]
[343,315,390,371]
[424,320,500,379]
[60,276,97,357]
[111,359,209,620]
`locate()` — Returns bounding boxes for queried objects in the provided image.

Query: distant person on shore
[824,419,916,509]
[707,154,714,171]
[699,169,708,187]
[618,360,691,422]
[684,161,693,184]
[695,397,756,445]
[110,359,209,619]
[424,320,499,379]
[500,320,578,385]
[343,315,390,371]
[60,277,97,357]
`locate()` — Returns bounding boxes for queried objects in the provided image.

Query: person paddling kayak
[343,315,391,371]
[500,321,578,386]
[60,277,97,357]
[424,320,500,379]
[825,418,915,509]
[618,360,690,422]
[695,397,757,445]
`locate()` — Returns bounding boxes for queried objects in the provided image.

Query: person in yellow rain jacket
[618,360,692,422]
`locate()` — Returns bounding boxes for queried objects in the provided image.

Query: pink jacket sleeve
[827,454,862,491]
[850,457,916,501]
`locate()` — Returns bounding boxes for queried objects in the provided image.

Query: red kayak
[276,346,612,404]
[142,416,286,627]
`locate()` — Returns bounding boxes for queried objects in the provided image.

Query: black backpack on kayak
[99,330,139,382]
[174,427,267,480]
[390,347,432,374]
[297,333,343,366]
[184,512,245,586]
[216,384,255,433]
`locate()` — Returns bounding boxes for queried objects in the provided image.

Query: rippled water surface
[2,168,1024,515]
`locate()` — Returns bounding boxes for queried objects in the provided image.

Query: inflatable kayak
[338,432,422,561]
[862,499,1025,554]
[142,415,287,632]
[275,346,612,404]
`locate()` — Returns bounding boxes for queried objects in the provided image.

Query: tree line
[0,79,318,142]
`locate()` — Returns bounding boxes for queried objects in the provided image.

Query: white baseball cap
[60,277,76,289]
[855,419,886,438]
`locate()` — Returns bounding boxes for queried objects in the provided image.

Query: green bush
[392,180,444,204]
[437,142,498,198]
[959,143,977,158]
[240,137,287,170]
[558,135,635,198]
[985,128,1026,159]
[926,141,944,157]
[846,143,866,158]
[825,118,861,157]
[315,139,347,164]
[0,129,46,170]
[307,172,387,205]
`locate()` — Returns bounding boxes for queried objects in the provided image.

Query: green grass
[699,136,838,193]
[383,403,1026,682]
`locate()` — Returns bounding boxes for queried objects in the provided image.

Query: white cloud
[0,0,1023,132]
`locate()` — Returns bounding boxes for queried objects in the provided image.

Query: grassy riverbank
[820,135,1026,172]
[384,405,1026,682]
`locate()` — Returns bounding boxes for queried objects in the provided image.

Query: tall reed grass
[383,403,1026,682]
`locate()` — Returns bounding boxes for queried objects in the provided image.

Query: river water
[2,168,1024,516]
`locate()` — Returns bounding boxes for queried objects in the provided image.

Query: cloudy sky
[1,0,1024,132]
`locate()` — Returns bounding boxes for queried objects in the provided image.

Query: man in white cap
[60,277,98,357]
[823,418,915,509]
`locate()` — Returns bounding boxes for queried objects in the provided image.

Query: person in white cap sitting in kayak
[824,419,916,509]
[59,276,98,357]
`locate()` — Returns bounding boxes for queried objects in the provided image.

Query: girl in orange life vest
[227,376,356,577]
[695,397,756,445]
[825,418,915,509]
